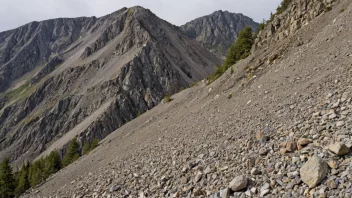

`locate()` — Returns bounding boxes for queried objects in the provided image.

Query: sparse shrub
[227,94,233,99]
[163,94,172,103]
[255,20,266,37]
[189,82,199,87]
[340,8,345,13]
[207,27,254,85]
[90,138,99,151]
[276,0,293,15]
[82,141,91,155]
[230,67,234,74]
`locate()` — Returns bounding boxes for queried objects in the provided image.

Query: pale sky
[0,0,281,32]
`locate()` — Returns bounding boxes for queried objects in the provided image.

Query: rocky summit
[181,10,258,57]
[0,0,352,197]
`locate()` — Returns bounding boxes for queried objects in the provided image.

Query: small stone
[286,182,294,189]
[259,148,268,155]
[336,121,345,127]
[109,185,121,192]
[251,187,257,194]
[260,183,270,191]
[297,138,312,146]
[193,188,205,196]
[260,189,270,197]
[297,143,303,150]
[247,157,256,168]
[328,143,350,156]
[229,175,248,191]
[172,192,180,198]
[204,166,213,174]
[280,148,287,154]
[327,160,338,169]
[251,167,261,175]
[300,156,329,188]
[329,114,337,119]
[286,141,297,152]
[194,172,202,183]
[331,169,338,175]
[181,176,188,184]
[327,180,337,189]
[245,190,252,197]
[219,188,230,198]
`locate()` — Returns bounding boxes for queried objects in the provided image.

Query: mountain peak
[180,11,258,57]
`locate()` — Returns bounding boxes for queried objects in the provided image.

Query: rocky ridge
[181,11,258,57]
[23,0,352,197]
[0,7,221,165]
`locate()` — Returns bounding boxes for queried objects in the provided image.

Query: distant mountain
[0,6,221,164]
[181,10,258,57]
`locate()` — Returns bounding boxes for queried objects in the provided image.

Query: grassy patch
[163,94,173,103]
[189,82,199,88]
[1,81,30,102]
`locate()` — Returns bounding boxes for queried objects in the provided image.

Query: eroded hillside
[22,0,352,197]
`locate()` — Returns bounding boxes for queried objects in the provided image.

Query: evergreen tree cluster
[207,26,255,84]
[0,137,99,197]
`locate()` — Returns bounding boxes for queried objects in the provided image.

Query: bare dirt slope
[25,0,352,197]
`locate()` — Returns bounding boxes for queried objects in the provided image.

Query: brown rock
[279,142,287,148]
[286,141,297,152]
[328,143,350,156]
[327,160,338,169]
[297,143,303,151]
[297,138,312,146]
[280,148,287,154]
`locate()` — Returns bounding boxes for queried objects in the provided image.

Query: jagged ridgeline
[0,6,221,165]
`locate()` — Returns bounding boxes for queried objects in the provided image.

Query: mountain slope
[180,10,258,57]
[0,6,221,165]
[22,0,352,197]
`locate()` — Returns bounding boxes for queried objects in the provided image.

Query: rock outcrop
[253,0,335,51]
[181,10,258,57]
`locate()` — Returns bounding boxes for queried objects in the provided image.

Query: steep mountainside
[0,6,221,165]
[23,0,352,197]
[181,10,258,57]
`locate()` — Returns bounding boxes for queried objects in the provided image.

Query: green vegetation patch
[207,26,254,85]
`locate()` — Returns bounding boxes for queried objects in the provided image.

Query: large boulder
[328,143,350,156]
[229,175,248,191]
[300,156,329,188]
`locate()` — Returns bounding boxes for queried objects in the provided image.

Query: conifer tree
[44,151,61,177]
[82,141,91,155]
[90,138,99,151]
[224,26,254,68]
[0,157,16,198]
[62,138,80,167]
[15,163,30,197]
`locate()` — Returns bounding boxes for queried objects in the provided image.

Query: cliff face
[253,0,334,51]
[181,10,258,57]
[0,7,221,164]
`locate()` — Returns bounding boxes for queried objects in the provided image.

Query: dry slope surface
[25,0,352,197]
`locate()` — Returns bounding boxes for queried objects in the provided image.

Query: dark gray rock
[181,10,258,57]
